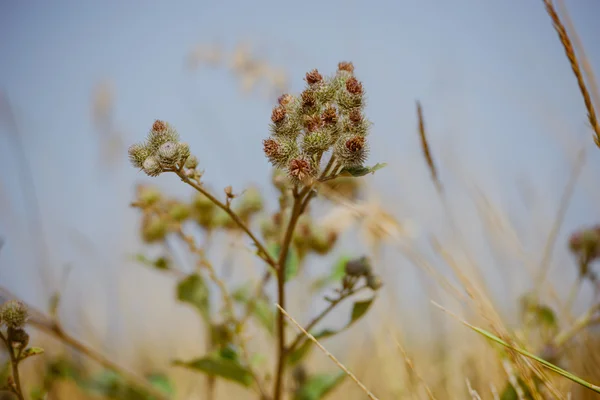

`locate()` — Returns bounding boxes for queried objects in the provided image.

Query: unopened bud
[345,256,371,277]
[185,155,199,169]
[366,274,383,290]
[8,327,29,348]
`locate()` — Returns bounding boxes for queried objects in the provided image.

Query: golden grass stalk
[392,332,436,400]
[275,304,379,400]
[416,101,441,192]
[542,0,600,147]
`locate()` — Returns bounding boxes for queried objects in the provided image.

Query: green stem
[286,285,369,355]
[175,171,278,269]
[1,331,24,400]
[273,188,310,400]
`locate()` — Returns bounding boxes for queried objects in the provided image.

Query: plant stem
[0,331,24,400]
[175,170,278,269]
[0,288,168,400]
[273,189,308,400]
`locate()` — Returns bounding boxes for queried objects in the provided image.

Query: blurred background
[1,0,600,399]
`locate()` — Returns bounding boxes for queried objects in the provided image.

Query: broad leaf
[254,298,276,335]
[177,273,210,322]
[21,347,44,360]
[147,373,175,397]
[310,255,351,293]
[232,284,275,335]
[340,163,387,177]
[174,356,253,387]
[294,371,347,400]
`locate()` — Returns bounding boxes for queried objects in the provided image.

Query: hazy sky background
[1,0,600,361]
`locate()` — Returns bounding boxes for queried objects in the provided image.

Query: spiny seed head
[337,87,363,111]
[141,214,168,243]
[147,121,180,152]
[8,327,29,348]
[238,186,264,216]
[305,69,323,85]
[271,106,287,124]
[278,94,295,107]
[349,109,363,124]
[263,138,280,159]
[128,143,151,169]
[142,156,163,177]
[301,90,316,108]
[168,201,191,222]
[346,136,365,153]
[152,120,168,132]
[178,142,191,161]
[345,256,372,277]
[264,137,297,168]
[345,77,363,95]
[304,114,322,133]
[288,157,313,183]
[157,141,180,167]
[335,135,368,167]
[185,155,199,169]
[1,300,29,329]
[338,61,354,73]
[137,184,162,207]
[322,106,338,125]
[302,130,330,155]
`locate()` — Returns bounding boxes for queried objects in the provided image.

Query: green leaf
[147,373,175,397]
[232,284,275,335]
[340,163,387,177]
[30,387,47,400]
[174,356,253,387]
[232,283,252,302]
[310,255,351,293]
[177,273,210,322]
[294,371,347,400]
[219,346,239,361]
[534,305,557,329]
[21,347,44,360]
[288,340,313,366]
[288,298,376,366]
[254,298,276,335]
[268,244,300,281]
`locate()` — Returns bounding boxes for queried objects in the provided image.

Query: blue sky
[1,0,600,344]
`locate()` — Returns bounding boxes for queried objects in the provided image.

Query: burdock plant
[128,62,385,400]
[0,300,44,400]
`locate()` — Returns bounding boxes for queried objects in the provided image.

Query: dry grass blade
[392,332,436,400]
[542,0,600,147]
[535,147,585,289]
[466,379,482,400]
[416,100,441,192]
[432,301,600,394]
[556,0,600,112]
[275,304,380,400]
